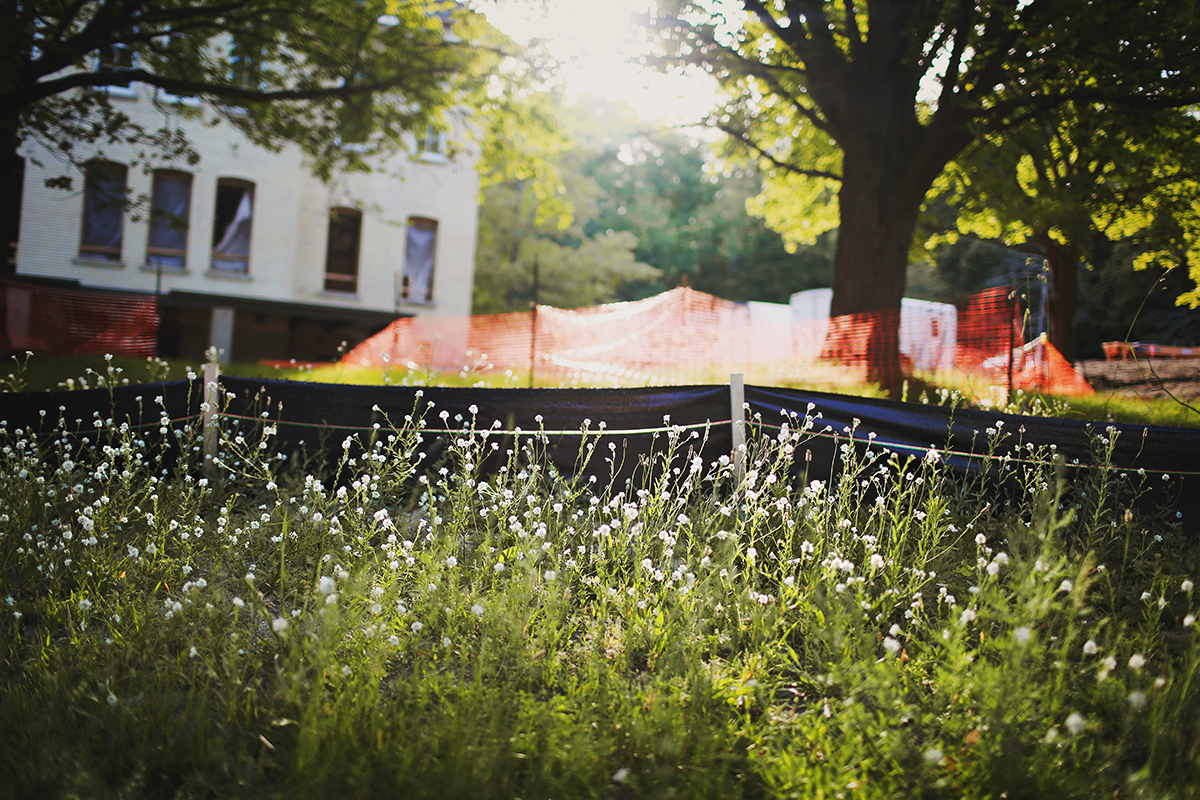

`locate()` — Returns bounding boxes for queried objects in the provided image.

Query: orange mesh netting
[1012,335,1095,396]
[0,278,159,358]
[342,286,1094,396]
[954,287,1094,397]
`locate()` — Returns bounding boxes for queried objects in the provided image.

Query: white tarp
[789,289,958,371]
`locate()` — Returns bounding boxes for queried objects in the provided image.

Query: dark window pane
[148,172,191,264]
[324,209,362,292]
[80,163,126,260]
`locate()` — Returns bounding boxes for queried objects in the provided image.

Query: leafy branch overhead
[3,0,573,236]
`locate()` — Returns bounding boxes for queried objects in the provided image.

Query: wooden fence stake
[730,373,746,485]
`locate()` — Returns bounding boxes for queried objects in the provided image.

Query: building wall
[16,83,480,345]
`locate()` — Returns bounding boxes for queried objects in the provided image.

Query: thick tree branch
[25,63,461,107]
[842,0,861,51]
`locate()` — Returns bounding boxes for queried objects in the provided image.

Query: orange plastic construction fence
[344,286,1093,397]
[0,278,159,358]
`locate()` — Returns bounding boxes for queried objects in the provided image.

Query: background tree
[1077,237,1200,356]
[648,0,1200,390]
[472,96,659,314]
[471,165,660,313]
[938,101,1200,361]
[473,95,835,314]
[2,0,549,270]
[584,127,834,302]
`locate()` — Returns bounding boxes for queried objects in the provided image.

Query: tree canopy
[9,1,505,161]
[648,0,1200,388]
[2,0,571,269]
[938,101,1200,360]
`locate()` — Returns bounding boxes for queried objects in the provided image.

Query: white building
[14,82,480,363]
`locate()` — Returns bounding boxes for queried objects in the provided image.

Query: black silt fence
[1,376,1198,522]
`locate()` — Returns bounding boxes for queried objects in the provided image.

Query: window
[154,35,202,106]
[156,86,201,107]
[324,208,362,292]
[95,43,137,98]
[79,162,127,261]
[229,38,263,89]
[211,179,253,273]
[417,125,447,161]
[146,171,191,268]
[401,217,437,304]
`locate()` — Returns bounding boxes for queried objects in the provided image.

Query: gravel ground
[1079,358,1200,402]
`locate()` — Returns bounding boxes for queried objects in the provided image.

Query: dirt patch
[1079,358,1200,403]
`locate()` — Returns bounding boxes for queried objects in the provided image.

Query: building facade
[14,83,480,363]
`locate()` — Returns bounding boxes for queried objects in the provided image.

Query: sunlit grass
[2,382,1198,797]
[914,369,1200,429]
[4,353,1197,431]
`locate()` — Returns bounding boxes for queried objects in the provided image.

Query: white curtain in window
[213,189,252,270]
[403,223,436,303]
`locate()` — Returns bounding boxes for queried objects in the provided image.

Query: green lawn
[2,387,1198,797]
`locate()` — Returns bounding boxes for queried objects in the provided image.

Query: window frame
[155,86,202,108]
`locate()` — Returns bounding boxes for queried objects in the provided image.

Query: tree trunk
[0,112,23,276]
[821,155,927,394]
[1036,233,1080,363]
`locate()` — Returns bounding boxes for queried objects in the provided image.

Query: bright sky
[481,0,721,129]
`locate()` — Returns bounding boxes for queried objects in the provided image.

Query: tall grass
[2,382,1198,798]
